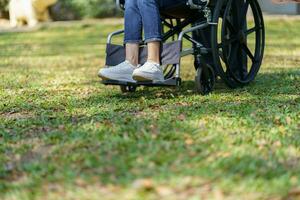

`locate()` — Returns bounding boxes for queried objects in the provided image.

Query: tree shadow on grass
[100,67,300,102]
[1,69,300,196]
[1,103,299,196]
[106,80,197,100]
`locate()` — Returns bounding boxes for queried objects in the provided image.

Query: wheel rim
[213,0,265,86]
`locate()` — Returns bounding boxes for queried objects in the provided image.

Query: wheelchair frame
[102,0,265,94]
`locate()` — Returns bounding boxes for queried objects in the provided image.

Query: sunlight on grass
[0,18,299,200]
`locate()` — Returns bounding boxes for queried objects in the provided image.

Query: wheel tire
[211,0,265,88]
[120,85,137,93]
[195,65,215,95]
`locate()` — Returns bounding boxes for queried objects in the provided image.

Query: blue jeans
[124,0,186,44]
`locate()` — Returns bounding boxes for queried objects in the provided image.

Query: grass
[0,17,299,200]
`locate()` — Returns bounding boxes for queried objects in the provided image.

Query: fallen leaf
[156,186,173,196]
[178,114,186,121]
[286,116,292,125]
[132,179,154,190]
[185,139,194,146]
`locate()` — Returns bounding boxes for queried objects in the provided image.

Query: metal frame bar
[107,30,124,44]
[175,22,210,78]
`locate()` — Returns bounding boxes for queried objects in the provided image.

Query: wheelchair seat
[161,3,194,19]
[161,0,210,18]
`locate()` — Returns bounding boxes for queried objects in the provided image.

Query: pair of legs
[99,0,187,82]
[125,0,187,66]
[126,42,160,67]
[125,0,164,66]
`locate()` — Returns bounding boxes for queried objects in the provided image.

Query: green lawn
[0,17,299,200]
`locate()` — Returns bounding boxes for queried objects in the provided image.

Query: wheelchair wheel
[195,64,215,95]
[120,85,137,93]
[211,0,265,88]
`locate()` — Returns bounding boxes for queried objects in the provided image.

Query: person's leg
[147,41,160,64]
[124,0,143,66]
[132,0,187,81]
[137,0,162,64]
[126,43,139,66]
[132,0,164,81]
[98,0,142,82]
[143,0,186,64]
[132,40,164,81]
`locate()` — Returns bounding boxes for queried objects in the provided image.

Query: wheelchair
[102,0,265,94]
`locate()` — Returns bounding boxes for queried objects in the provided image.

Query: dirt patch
[3,143,53,181]
[1,111,35,121]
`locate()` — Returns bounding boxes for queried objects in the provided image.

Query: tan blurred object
[9,0,57,27]
[32,0,57,21]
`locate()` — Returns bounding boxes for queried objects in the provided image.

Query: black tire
[195,64,215,95]
[120,85,137,93]
[211,0,265,88]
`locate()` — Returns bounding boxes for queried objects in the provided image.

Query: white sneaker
[132,61,164,82]
[98,61,136,83]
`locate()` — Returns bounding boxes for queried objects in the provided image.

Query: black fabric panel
[105,41,181,66]
[105,44,125,66]
[161,41,182,65]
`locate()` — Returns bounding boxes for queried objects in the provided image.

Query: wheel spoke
[219,36,239,48]
[240,1,249,27]
[219,50,226,62]
[245,27,257,35]
[241,43,255,62]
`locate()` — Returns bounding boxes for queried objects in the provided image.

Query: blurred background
[0,0,120,23]
[0,0,299,28]
[261,0,300,15]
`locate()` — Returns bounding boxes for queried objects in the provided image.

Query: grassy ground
[0,17,299,200]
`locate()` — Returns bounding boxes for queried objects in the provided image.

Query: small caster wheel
[120,85,137,93]
[195,64,215,95]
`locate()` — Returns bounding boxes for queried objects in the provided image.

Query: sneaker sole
[133,75,165,82]
[132,75,152,82]
[98,74,108,80]
[99,73,136,83]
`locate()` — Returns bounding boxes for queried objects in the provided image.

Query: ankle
[126,60,138,68]
[147,60,160,66]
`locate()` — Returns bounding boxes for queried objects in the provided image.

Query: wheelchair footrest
[102,77,181,87]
